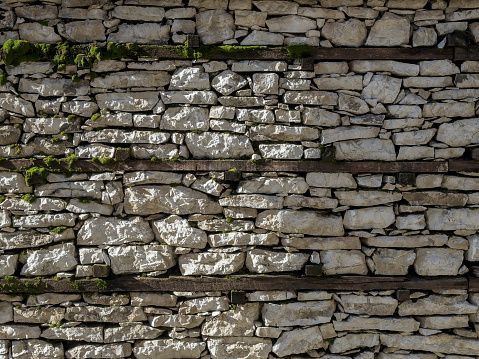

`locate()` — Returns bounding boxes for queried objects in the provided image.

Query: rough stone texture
[334,139,396,161]
[341,295,398,316]
[414,248,463,276]
[320,250,368,275]
[330,333,379,353]
[256,209,344,236]
[344,206,396,229]
[366,13,411,46]
[334,316,420,332]
[373,249,416,275]
[21,243,77,276]
[201,303,260,336]
[246,249,309,273]
[196,10,234,45]
[427,208,479,230]
[152,215,206,248]
[108,23,169,44]
[108,245,176,274]
[186,133,253,159]
[262,301,335,326]
[322,19,367,47]
[272,326,323,357]
[208,337,271,359]
[179,252,245,275]
[77,216,154,245]
[134,339,206,359]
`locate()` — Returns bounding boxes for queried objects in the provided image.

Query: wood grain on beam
[0,276,468,294]
[0,160,452,173]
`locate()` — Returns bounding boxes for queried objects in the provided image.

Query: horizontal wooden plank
[448,160,479,172]
[0,160,452,173]
[310,48,454,61]
[0,276,468,294]
[470,278,479,292]
[455,47,479,61]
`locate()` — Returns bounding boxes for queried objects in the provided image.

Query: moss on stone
[21,194,36,204]
[25,167,49,186]
[0,75,7,86]
[90,113,101,122]
[50,226,67,234]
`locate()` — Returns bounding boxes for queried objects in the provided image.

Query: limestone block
[366,13,411,46]
[208,337,271,359]
[179,252,245,275]
[201,303,260,336]
[0,93,35,117]
[108,245,176,274]
[349,60,419,76]
[152,215,207,248]
[266,15,316,33]
[322,19,367,46]
[362,75,402,103]
[330,333,380,353]
[437,119,479,146]
[320,250,368,275]
[211,70,248,95]
[334,139,396,161]
[21,243,77,276]
[334,316,420,332]
[273,326,323,357]
[92,71,170,88]
[246,249,309,273]
[340,294,398,316]
[344,206,395,229]
[414,248,463,276]
[108,23,169,44]
[185,133,253,159]
[19,23,61,43]
[263,300,335,326]
[196,10,234,45]
[160,107,209,131]
[96,92,159,112]
[208,232,279,247]
[134,339,205,359]
[12,339,63,359]
[58,20,106,42]
[111,6,164,21]
[238,177,308,194]
[426,208,479,230]
[373,249,416,275]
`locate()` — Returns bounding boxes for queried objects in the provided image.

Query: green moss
[57,64,66,71]
[150,156,159,162]
[217,45,266,53]
[4,276,18,281]
[37,20,49,26]
[67,114,77,119]
[94,278,108,290]
[89,46,101,61]
[74,53,91,68]
[0,75,7,86]
[25,167,49,186]
[0,197,6,204]
[71,74,80,82]
[1,40,31,66]
[89,71,98,80]
[90,113,101,122]
[21,194,36,204]
[78,197,91,203]
[102,42,140,60]
[50,138,61,143]
[50,226,67,234]
[52,42,72,66]
[62,154,79,170]
[284,44,313,59]
[225,217,234,223]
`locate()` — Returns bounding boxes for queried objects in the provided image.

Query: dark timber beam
[0,276,469,294]
[0,159,456,173]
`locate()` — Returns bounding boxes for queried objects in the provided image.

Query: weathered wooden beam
[0,159,452,173]
[0,276,468,294]
[455,47,479,61]
[448,160,479,172]
[310,48,454,61]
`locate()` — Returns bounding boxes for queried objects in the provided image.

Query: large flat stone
[179,252,245,275]
[21,243,77,276]
[340,294,398,316]
[256,209,344,236]
[208,337,271,359]
[380,334,479,355]
[426,208,479,230]
[320,250,368,275]
[246,249,309,273]
[201,303,260,337]
[273,326,323,357]
[108,23,169,44]
[334,139,396,161]
[134,339,206,359]
[262,300,335,326]
[436,119,479,146]
[334,316,419,332]
[185,133,253,159]
[344,206,396,229]
[108,245,176,274]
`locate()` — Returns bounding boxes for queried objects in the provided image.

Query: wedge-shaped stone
[211,70,248,95]
[161,107,209,131]
[134,339,206,359]
[111,6,164,20]
[19,78,89,97]
[282,236,361,250]
[246,249,309,273]
[404,192,468,207]
[330,333,379,353]
[232,60,287,72]
[66,306,146,323]
[179,252,245,275]
[124,185,222,215]
[420,60,459,76]
[306,173,357,188]
[399,295,477,316]
[334,139,396,161]
[364,235,448,248]
[108,245,176,274]
[179,297,229,314]
[0,231,56,249]
[21,243,77,276]
[91,71,170,88]
[41,327,102,342]
[321,126,379,145]
[392,129,436,146]
[108,23,169,44]
[366,13,410,46]
[201,303,260,336]
[336,191,402,206]
[263,300,335,326]
[238,177,308,194]
[283,195,338,209]
[0,93,35,117]
[219,194,283,209]
[208,232,279,247]
[283,91,338,105]
[437,119,479,147]
[427,208,479,230]
[152,215,207,249]
[123,171,182,186]
[105,325,163,343]
[373,248,416,275]
[334,316,419,332]
[266,15,316,33]
[78,216,154,245]
[66,343,131,359]
[0,254,17,276]
[96,92,159,112]
[419,316,469,330]
[273,326,323,357]
[320,250,368,275]
[380,334,479,356]
[303,108,341,126]
[344,206,395,229]
[0,325,40,339]
[34,181,103,199]
[256,209,344,236]
[150,314,205,328]
[414,248,463,276]
[313,76,363,91]
[340,294,398,316]
[362,75,402,103]
[208,337,271,359]
[250,125,319,141]
[349,60,419,77]
[186,133,253,159]
[11,339,63,359]
[14,307,64,324]
[423,102,475,118]
[196,9,234,45]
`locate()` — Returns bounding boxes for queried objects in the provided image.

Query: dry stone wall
[0,0,479,358]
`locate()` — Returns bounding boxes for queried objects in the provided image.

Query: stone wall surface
[0,0,479,358]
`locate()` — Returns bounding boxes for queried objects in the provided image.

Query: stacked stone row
[2,0,479,47]
[1,58,478,161]
[0,289,477,358]
[0,169,478,278]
